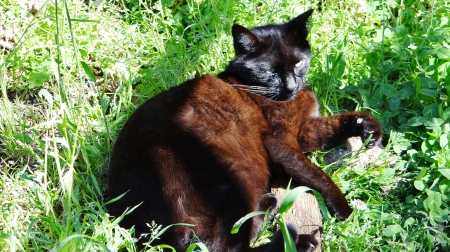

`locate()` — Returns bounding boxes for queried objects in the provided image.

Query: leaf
[28,72,50,89]
[420,77,439,89]
[38,89,53,108]
[437,47,450,60]
[311,190,332,221]
[278,186,311,214]
[439,178,450,194]
[439,168,450,180]
[380,84,398,97]
[424,190,442,210]
[424,118,444,130]
[420,88,437,97]
[81,61,96,82]
[231,211,267,234]
[423,103,439,118]
[382,224,403,237]
[414,180,426,191]
[407,116,426,127]
[152,245,176,252]
[440,134,449,148]
[398,85,415,98]
[430,208,449,223]
[155,223,195,239]
[389,96,400,111]
[392,139,411,153]
[186,242,209,252]
[274,216,297,252]
[403,217,416,228]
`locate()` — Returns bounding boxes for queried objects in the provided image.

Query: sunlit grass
[0,0,449,251]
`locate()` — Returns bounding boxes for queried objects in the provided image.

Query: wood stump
[271,182,323,252]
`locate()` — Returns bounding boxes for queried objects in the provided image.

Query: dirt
[0,0,47,51]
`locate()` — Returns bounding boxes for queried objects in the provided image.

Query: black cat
[107,9,382,251]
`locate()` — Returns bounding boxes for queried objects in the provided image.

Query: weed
[0,0,448,251]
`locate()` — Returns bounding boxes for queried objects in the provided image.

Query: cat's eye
[267,67,276,74]
[295,60,304,68]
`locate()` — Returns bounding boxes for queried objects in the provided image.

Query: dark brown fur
[107,10,382,252]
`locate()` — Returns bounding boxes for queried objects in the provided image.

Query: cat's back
[107,74,271,247]
[110,74,268,156]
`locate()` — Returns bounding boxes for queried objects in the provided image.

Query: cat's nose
[285,74,298,92]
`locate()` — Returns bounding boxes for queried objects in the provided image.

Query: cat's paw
[265,224,318,252]
[324,193,353,221]
[353,114,382,148]
[334,202,353,221]
[257,193,278,213]
[297,234,319,252]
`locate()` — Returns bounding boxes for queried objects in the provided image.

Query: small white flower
[408,43,417,50]
[351,199,367,210]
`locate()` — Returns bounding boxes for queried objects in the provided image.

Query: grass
[0,0,449,251]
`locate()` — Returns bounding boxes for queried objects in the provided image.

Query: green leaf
[414,180,426,191]
[423,103,439,118]
[38,89,54,108]
[152,244,176,252]
[439,178,450,194]
[81,61,97,82]
[430,208,449,223]
[440,134,449,148]
[437,47,450,60]
[439,168,450,180]
[420,77,439,89]
[389,96,400,111]
[398,85,415,98]
[311,190,332,221]
[231,211,267,234]
[420,88,437,97]
[28,72,50,89]
[424,118,444,130]
[403,217,416,228]
[155,223,195,239]
[424,190,442,211]
[407,116,426,126]
[382,224,403,237]
[278,186,311,214]
[380,84,398,97]
[186,242,209,252]
[274,216,297,252]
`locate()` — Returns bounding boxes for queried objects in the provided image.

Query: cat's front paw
[327,199,353,221]
[323,190,353,220]
[353,114,382,148]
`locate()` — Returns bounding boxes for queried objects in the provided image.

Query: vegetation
[0,0,448,251]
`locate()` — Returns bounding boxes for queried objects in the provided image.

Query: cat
[107,9,382,252]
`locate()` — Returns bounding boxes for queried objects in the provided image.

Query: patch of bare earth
[1,0,48,51]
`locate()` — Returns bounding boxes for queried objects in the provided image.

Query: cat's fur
[107,10,382,251]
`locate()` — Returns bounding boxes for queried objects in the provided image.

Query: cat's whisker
[231,84,278,97]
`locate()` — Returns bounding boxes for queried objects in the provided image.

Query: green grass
[0,0,449,251]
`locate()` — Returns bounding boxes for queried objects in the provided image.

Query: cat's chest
[259,88,320,138]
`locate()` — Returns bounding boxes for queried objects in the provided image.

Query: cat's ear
[232,24,259,55]
[287,9,313,39]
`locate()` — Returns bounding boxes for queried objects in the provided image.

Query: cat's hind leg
[250,193,279,243]
[259,224,318,252]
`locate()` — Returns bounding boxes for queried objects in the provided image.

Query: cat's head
[224,9,313,101]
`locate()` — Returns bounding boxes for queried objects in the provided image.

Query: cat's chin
[274,87,301,101]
